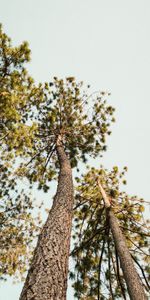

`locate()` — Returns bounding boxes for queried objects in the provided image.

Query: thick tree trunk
[20,143,73,300]
[98,181,147,300]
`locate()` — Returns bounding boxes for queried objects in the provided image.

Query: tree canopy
[0,25,40,280]
[0,163,38,280]
[71,166,150,299]
[16,77,115,192]
[1,25,149,300]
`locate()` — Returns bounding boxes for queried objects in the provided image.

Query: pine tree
[0,163,38,280]
[0,23,40,155]
[19,78,115,299]
[98,181,148,300]
[0,25,40,279]
[71,167,150,299]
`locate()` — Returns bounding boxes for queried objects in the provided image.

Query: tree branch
[131,255,150,291]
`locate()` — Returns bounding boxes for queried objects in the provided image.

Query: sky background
[0,0,150,299]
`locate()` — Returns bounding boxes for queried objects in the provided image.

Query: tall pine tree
[71,167,150,299]
[19,78,115,299]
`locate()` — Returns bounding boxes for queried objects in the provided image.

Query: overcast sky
[0,1,150,299]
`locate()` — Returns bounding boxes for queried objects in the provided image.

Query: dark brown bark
[108,209,148,300]
[20,144,73,300]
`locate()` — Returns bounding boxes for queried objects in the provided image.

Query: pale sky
[0,1,150,299]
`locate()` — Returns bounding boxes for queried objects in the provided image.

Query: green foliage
[0,24,30,125]
[0,25,41,280]
[71,167,150,299]
[0,24,40,157]
[18,77,115,190]
[0,161,40,280]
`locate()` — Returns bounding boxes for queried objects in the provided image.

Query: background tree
[0,163,38,281]
[0,25,40,280]
[0,23,42,155]
[97,180,147,300]
[19,77,115,300]
[71,167,150,299]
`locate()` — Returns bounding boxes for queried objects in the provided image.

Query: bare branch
[131,255,150,291]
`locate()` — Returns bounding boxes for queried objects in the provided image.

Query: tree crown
[17,77,115,190]
[71,166,150,299]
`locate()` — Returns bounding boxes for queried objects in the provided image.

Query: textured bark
[98,182,147,300]
[20,144,73,300]
[108,210,147,300]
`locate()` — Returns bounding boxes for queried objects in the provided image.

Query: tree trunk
[98,181,147,300]
[20,143,74,300]
[108,210,147,300]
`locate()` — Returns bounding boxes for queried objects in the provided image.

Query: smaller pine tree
[71,166,150,299]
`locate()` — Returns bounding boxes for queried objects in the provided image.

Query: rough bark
[108,210,147,300]
[20,143,74,300]
[98,181,147,300]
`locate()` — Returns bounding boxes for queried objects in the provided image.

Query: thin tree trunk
[97,181,147,300]
[20,142,74,300]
